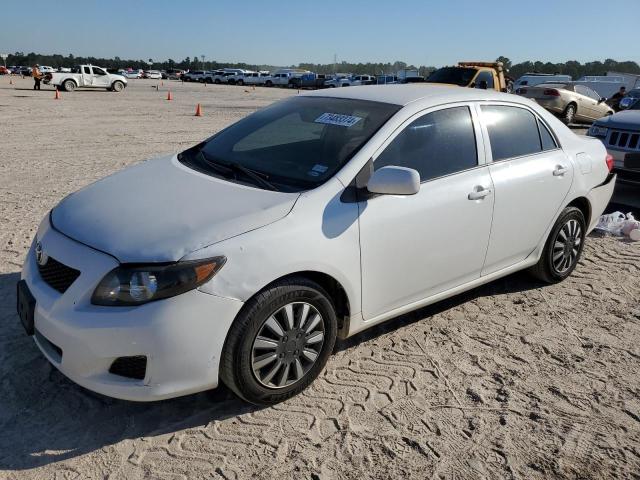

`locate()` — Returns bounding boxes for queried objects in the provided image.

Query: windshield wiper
[195,149,279,192]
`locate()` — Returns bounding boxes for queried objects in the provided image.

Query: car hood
[594,110,640,130]
[51,155,299,263]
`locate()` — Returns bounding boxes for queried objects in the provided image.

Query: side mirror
[597,98,606,104]
[367,166,420,195]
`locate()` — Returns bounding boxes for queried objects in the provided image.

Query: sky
[1,0,638,67]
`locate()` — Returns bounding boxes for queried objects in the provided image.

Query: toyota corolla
[18,86,616,405]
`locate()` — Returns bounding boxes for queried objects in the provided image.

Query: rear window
[180,96,400,191]
[481,105,542,161]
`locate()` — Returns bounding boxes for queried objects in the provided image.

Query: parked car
[516,82,614,124]
[588,98,640,181]
[227,70,254,86]
[182,70,206,82]
[43,65,128,92]
[376,75,398,85]
[18,85,615,405]
[512,73,572,92]
[20,67,32,76]
[58,67,71,73]
[38,66,57,75]
[122,71,141,79]
[243,71,271,86]
[144,70,162,80]
[0,66,9,75]
[618,88,640,110]
[265,70,309,88]
[164,69,184,80]
[203,70,224,83]
[324,75,352,88]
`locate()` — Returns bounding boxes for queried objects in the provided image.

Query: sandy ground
[1,77,640,479]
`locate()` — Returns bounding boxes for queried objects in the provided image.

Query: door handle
[468,186,492,200]
[553,165,568,176]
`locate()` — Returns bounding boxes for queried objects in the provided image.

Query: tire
[561,104,576,125]
[63,79,76,92]
[529,206,586,283]
[265,80,273,87]
[111,80,124,92]
[220,277,338,405]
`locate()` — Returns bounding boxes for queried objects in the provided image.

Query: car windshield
[179,96,400,192]
[426,67,478,86]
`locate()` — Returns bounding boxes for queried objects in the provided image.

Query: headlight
[91,257,226,306]
[588,125,608,138]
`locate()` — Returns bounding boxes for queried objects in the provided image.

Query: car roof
[301,84,515,106]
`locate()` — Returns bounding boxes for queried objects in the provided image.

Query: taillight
[543,89,560,97]
[606,154,614,172]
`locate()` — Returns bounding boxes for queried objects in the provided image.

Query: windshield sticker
[315,112,362,127]
[307,164,329,177]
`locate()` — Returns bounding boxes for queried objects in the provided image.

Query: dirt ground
[1,76,639,480]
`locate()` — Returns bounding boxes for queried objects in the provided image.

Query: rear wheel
[63,80,76,92]
[220,277,337,405]
[265,80,273,87]
[529,206,586,283]
[561,104,576,125]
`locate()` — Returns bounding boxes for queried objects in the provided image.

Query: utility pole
[201,55,205,70]
[333,53,337,74]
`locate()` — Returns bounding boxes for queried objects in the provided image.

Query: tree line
[6,52,640,80]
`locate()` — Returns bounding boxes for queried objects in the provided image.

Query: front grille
[608,130,640,150]
[37,257,80,294]
[109,356,147,380]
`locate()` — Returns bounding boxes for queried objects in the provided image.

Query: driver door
[91,67,110,87]
[358,105,494,320]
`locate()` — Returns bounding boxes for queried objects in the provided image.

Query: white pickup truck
[44,65,128,92]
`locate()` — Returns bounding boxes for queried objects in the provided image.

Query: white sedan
[18,86,616,405]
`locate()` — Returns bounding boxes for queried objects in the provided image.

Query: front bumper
[21,218,243,401]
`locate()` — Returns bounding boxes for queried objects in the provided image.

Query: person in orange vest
[32,64,42,90]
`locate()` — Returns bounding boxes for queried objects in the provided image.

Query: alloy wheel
[552,219,582,274]
[251,302,325,389]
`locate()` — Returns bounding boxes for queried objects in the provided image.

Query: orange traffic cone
[167,90,173,101]
[54,89,61,100]
[9,78,13,85]
[195,103,203,116]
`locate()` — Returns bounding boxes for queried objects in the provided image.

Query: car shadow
[335,270,545,353]
[0,268,543,471]
[0,271,262,471]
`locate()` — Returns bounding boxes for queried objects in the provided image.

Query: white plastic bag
[595,211,627,235]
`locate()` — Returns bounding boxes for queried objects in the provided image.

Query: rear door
[81,65,93,86]
[478,103,573,275]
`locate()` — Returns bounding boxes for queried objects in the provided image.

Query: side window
[538,119,558,150]
[475,71,494,89]
[375,106,478,182]
[481,105,542,161]
[83,66,91,74]
[93,67,106,76]
[584,87,600,100]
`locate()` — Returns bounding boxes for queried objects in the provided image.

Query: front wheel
[529,206,586,283]
[220,277,337,405]
[111,81,124,92]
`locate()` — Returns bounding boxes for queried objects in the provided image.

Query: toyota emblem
[35,241,48,266]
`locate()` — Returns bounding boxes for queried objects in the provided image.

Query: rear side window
[375,106,478,182]
[475,71,494,89]
[538,119,558,150]
[481,105,542,161]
